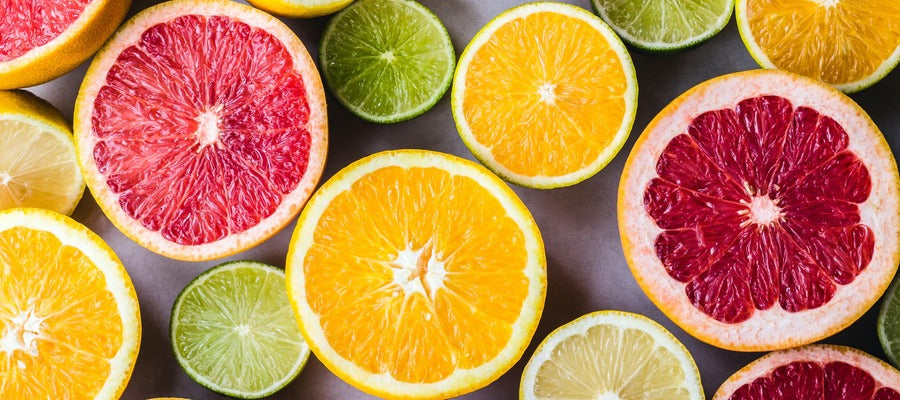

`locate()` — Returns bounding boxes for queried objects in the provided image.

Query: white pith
[73,0,328,261]
[193,107,223,149]
[742,195,783,227]
[0,306,45,359]
[389,244,448,299]
[619,70,900,351]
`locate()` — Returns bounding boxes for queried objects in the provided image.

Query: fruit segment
[0,0,92,61]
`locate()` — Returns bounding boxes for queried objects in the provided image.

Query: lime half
[591,0,732,52]
[320,0,455,123]
[879,277,900,367]
[170,261,309,399]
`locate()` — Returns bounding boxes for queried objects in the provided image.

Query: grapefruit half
[619,69,900,351]
[74,0,328,261]
[0,0,131,89]
[714,345,900,400]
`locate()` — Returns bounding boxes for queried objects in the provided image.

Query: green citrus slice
[592,0,732,52]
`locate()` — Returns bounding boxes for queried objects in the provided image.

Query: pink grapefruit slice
[74,0,328,261]
[714,345,900,400]
[619,69,900,351]
[0,0,131,89]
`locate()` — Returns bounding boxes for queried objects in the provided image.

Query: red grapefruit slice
[0,0,130,89]
[619,70,900,351]
[74,0,327,261]
[714,345,900,400]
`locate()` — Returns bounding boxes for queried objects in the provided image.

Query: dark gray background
[29,0,900,398]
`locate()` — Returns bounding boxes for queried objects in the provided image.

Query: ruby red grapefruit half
[619,70,900,351]
[0,0,130,89]
[74,0,327,261]
[714,345,900,400]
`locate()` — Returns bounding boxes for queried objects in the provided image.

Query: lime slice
[320,0,455,123]
[879,277,900,367]
[520,311,704,400]
[591,0,732,52]
[170,261,309,399]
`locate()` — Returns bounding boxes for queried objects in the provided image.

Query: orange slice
[736,0,900,93]
[286,150,546,399]
[452,2,637,188]
[0,208,141,399]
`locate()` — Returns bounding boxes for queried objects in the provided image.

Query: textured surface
[0,0,92,61]
[30,0,900,398]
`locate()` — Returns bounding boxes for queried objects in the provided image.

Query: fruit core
[809,0,840,7]
[390,242,447,300]
[644,95,874,324]
[0,306,45,361]
[0,172,10,185]
[730,360,900,399]
[0,1,91,62]
[598,392,622,400]
[537,83,557,105]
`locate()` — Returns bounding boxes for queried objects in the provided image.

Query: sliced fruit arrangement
[0,208,141,399]
[592,0,732,53]
[171,261,308,399]
[880,277,900,367]
[286,150,546,399]
[320,0,455,123]
[714,345,900,399]
[619,70,900,351]
[520,310,703,400]
[74,0,328,261]
[736,0,900,93]
[247,0,353,18]
[0,0,131,89]
[452,2,637,188]
[0,90,84,214]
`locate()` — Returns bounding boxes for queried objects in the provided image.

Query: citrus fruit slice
[452,2,637,188]
[171,261,309,399]
[0,90,84,215]
[246,0,353,18]
[618,69,900,351]
[879,277,900,367]
[286,149,546,399]
[592,0,732,53]
[714,345,900,399]
[520,310,703,400]
[320,0,455,123]
[74,0,328,261]
[736,0,900,93]
[0,0,130,89]
[0,207,141,399]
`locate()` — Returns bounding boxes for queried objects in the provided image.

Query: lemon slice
[520,311,703,400]
[0,90,84,215]
[246,0,354,17]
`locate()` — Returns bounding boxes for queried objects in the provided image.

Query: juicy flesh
[0,119,80,212]
[746,0,900,85]
[91,15,312,246]
[0,0,91,62]
[731,361,900,400]
[304,166,530,383]
[533,324,692,399]
[597,0,732,44]
[462,11,629,178]
[0,227,122,398]
[644,95,874,323]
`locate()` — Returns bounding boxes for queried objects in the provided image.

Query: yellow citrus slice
[0,208,141,399]
[286,150,546,399]
[0,90,84,215]
[452,2,638,188]
[0,0,130,89]
[520,311,703,400]
[246,0,354,18]
[736,0,900,93]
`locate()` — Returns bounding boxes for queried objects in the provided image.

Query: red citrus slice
[619,70,900,351]
[0,0,130,89]
[714,345,900,400]
[73,0,327,261]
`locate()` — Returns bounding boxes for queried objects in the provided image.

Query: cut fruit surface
[286,150,546,399]
[879,276,900,368]
[74,0,328,261]
[0,208,141,399]
[714,345,900,400]
[592,0,732,52]
[246,0,353,18]
[736,0,900,92]
[171,261,309,399]
[452,2,637,188]
[320,0,455,123]
[0,0,131,89]
[619,70,900,351]
[0,90,84,215]
[520,311,703,400]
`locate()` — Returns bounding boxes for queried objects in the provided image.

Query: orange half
[286,150,546,399]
